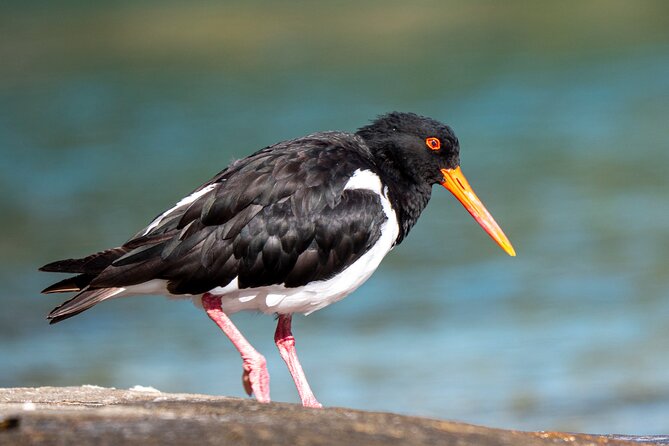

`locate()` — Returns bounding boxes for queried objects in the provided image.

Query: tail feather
[41,274,95,294]
[48,287,125,324]
[40,247,127,274]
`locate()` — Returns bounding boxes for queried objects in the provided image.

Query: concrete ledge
[0,386,667,446]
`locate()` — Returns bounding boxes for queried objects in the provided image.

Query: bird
[40,111,515,408]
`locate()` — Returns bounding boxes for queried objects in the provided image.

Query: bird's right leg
[202,293,270,403]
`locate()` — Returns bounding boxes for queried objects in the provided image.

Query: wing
[89,132,388,295]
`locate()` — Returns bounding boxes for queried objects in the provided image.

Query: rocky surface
[0,386,667,446]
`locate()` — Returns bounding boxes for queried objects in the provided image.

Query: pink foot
[202,293,271,403]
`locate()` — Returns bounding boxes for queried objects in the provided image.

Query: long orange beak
[440,167,516,256]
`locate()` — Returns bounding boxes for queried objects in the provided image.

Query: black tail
[47,287,125,324]
[40,247,128,323]
[41,274,96,294]
[40,247,127,274]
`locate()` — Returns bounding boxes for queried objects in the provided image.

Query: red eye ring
[426,137,441,151]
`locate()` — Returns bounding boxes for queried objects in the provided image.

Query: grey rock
[0,386,666,446]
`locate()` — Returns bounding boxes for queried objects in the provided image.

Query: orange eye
[426,137,441,151]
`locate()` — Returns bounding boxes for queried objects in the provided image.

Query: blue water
[2,2,669,435]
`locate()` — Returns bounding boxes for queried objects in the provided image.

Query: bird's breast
[200,168,400,315]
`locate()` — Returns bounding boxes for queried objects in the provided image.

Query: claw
[242,369,253,396]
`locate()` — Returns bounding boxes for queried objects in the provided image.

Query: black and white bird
[40,112,515,408]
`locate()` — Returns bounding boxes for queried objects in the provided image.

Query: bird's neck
[369,147,433,245]
[386,179,432,245]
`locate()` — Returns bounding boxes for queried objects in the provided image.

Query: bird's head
[357,112,515,256]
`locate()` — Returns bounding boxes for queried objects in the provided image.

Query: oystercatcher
[40,112,515,408]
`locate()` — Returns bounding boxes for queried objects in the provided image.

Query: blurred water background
[2,0,669,435]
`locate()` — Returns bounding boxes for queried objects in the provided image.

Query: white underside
[114,169,399,315]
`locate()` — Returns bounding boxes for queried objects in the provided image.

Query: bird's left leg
[274,314,322,408]
[202,293,270,403]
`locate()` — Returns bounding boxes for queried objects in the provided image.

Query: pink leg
[202,293,270,403]
[274,314,322,408]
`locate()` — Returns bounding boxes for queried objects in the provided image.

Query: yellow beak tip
[502,243,516,257]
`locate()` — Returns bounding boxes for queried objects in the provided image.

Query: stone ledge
[0,386,666,446]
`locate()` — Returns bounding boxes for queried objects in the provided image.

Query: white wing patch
[343,168,384,194]
[142,184,216,236]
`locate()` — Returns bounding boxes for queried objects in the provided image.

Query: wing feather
[56,132,388,298]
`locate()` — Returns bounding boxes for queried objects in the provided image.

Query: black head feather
[356,111,460,186]
[356,112,461,242]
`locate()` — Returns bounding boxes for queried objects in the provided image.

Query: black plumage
[41,112,463,323]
